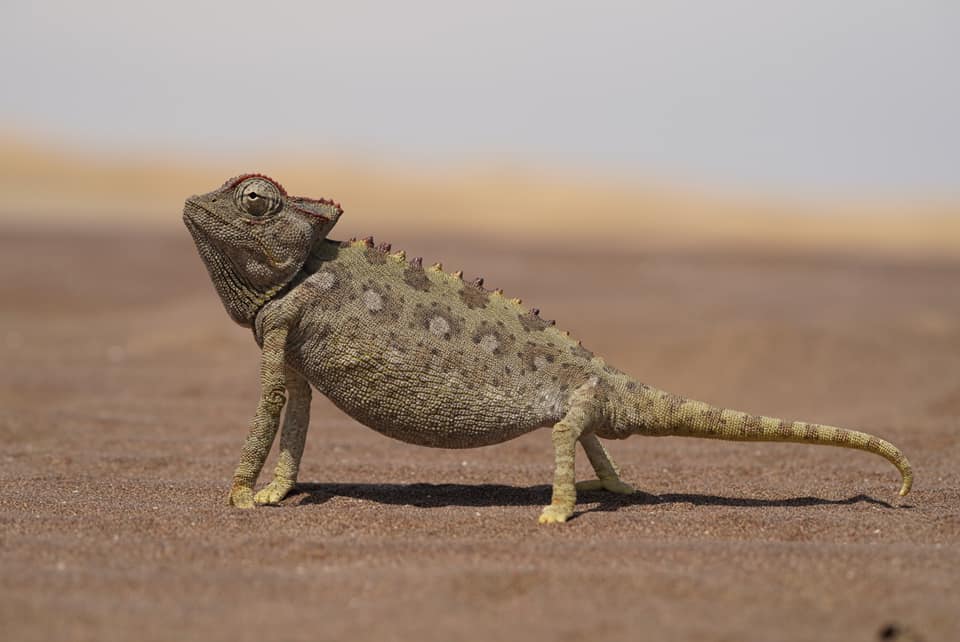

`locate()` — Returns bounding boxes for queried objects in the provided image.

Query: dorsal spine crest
[340,239,550,319]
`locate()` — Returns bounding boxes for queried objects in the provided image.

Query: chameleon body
[183,174,913,524]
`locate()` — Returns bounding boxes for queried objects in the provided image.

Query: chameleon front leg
[254,365,312,505]
[575,433,635,495]
[228,327,288,508]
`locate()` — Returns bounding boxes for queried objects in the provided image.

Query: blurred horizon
[3,2,958,257]
[3,130,958,258]
[3,2,958,198]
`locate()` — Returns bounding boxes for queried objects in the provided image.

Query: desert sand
[1,218,958,641]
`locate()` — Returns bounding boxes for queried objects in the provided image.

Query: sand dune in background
[2,133,958,256]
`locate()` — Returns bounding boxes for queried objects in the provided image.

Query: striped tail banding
[621,388,912,496]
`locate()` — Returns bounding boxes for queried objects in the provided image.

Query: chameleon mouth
[182,204,208,244]
[182,198,221,227]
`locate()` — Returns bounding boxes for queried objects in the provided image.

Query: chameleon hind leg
[538,381,602,524]
[575,433,635,495]
[254,365,312,505]
[228,328,288,509]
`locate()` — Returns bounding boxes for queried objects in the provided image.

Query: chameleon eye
[235,178,282,217]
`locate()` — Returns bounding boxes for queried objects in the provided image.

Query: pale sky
[3,1,958,196]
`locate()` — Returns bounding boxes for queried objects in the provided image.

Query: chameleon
[183,173,913,524]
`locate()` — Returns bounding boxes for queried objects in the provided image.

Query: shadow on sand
[289,482,903,515]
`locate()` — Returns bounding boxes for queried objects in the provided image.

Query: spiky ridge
[294,195,344,218]
[336,236,559,327]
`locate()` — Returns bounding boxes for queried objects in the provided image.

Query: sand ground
[1,226,958,641]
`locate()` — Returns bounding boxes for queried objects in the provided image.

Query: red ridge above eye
[222,173,343,220]
[222,173,288,196]
[298,196,343,211]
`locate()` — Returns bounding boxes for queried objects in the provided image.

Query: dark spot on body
[404,267,432,292]
[518,342,562,373]
[571,344,594,359]
[594,379,614,401]
[364,248,387,265]
[459,286,490,309]
[742,414,764,436]
[778,418,794,437]
[663,393,686,416]
[518,311,551,331]
[700,407,723,434]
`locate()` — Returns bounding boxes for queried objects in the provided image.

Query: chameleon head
[183,173,343,326]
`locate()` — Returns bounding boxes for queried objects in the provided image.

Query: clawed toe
[228,486,255,509]
[254,479,294,505]
[538,504,573,524]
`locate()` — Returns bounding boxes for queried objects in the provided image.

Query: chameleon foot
[228,485,255,509]
[254,479,295,505]
[538,504,574,524]
[575,478,636,494]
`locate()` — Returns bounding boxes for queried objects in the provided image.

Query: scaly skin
[184,174,913,524]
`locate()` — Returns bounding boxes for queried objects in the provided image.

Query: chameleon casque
[183,173,913,524]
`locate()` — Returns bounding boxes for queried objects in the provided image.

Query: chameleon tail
[617,386,912,496]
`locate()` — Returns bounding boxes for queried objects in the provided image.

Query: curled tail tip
[897,458,913,496]
[894,450,913,497]
[899,475,912,497]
